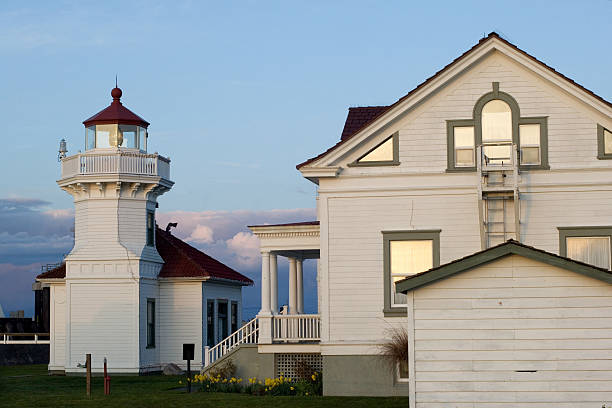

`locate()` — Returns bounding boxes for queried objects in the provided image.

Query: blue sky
[1,0,611,317]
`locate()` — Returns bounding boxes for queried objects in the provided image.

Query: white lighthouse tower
[56,87,173,373]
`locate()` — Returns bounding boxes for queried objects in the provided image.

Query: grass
[0,365,409,408]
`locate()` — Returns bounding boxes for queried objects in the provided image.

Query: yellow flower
[178,380,182,384]
[306,392,309,396]
[290,386,294,391]
[311,374,316,381]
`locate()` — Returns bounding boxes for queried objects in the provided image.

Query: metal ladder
[477,143,521,249]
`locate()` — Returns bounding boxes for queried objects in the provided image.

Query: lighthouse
[53,87,173,373]
[36,88,253,374]
[37,87,252,375]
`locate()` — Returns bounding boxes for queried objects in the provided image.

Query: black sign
[183,343,195,361]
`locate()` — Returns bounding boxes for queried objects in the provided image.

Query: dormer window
[349,132,399,167]
[447,83,549,171]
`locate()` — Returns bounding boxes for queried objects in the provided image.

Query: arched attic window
[446,82,549,171]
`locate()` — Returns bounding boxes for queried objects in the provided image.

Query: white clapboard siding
[411,254,612,406]
[159,282,203,368]
[69,282,137,369]
[50,285,66,369]
[139,281,159,368]
[326,193,480,342]
[337,52,611,175]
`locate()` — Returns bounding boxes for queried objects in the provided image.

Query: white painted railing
[61,151,171,180]
[205,318,259,367]
[272,314,320,342]
[1,333,50,345]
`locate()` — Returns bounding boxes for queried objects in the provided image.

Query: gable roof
[396,239,612,293]
[36,228,253,285]
[297,32,612,170]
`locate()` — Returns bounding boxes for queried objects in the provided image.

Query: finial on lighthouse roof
[111,87,122,102]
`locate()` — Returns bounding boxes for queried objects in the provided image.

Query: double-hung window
[383,230,440,315]
[558,227,612,270]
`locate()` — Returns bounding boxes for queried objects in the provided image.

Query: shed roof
[396,240,612,293]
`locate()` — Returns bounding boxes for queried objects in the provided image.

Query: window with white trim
[396,361,409,382]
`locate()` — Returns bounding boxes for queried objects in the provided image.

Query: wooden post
[187,359,191,393]
[86,354,91,397]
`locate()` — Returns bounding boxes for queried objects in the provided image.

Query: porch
[204,221,321,367]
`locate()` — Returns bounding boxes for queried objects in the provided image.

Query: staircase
[204,317,259,367]
[477,143,521,248]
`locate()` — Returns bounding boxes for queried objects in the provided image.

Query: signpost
[183,344,195,393]
[86,354,91,397]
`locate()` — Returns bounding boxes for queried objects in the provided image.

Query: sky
[1,0,611,318]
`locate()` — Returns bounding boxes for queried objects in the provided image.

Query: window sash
[397,361,410,382]
[390,239,433,307]
[146,299,155,348]
[146,211,155,246]
[566,236,611,270]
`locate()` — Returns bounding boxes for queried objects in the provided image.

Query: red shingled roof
[36,263,66,279]
[296,32,612,170]
[340,107,389,141]
[156,228,252,284]
[83,87,150,127]
[36,228,252,285]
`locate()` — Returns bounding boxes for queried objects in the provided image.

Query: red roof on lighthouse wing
[83,87,150,127]
[36,227,253,285]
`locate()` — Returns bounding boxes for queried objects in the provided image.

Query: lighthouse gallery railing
[61,151,170,180]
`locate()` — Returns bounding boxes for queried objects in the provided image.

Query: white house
[202,32,612,405]
[36,88,252,374]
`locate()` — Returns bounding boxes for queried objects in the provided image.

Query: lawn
[0,365,409,408]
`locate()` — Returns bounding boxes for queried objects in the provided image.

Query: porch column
[259,251,271,315]
[297,259,304,314]
[270,253,278,314]
[288,257,298,314]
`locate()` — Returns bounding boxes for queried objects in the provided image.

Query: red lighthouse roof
[83,87,150,127]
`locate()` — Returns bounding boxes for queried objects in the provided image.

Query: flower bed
[184,371,322,396]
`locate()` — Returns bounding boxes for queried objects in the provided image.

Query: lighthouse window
[95,124,114,148]
[86,126,96,150]
[146,211,155,246]
[139,127,147,151]
[119,125,138,149]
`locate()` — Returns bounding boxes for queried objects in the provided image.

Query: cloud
[0,198,318,318]
[226,232,261,268]
[187,224,214,244]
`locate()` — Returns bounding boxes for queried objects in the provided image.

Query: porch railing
[272,314,320,342]
[1,333,50,345]
[205,318,259,367]
[61,151,171,180]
